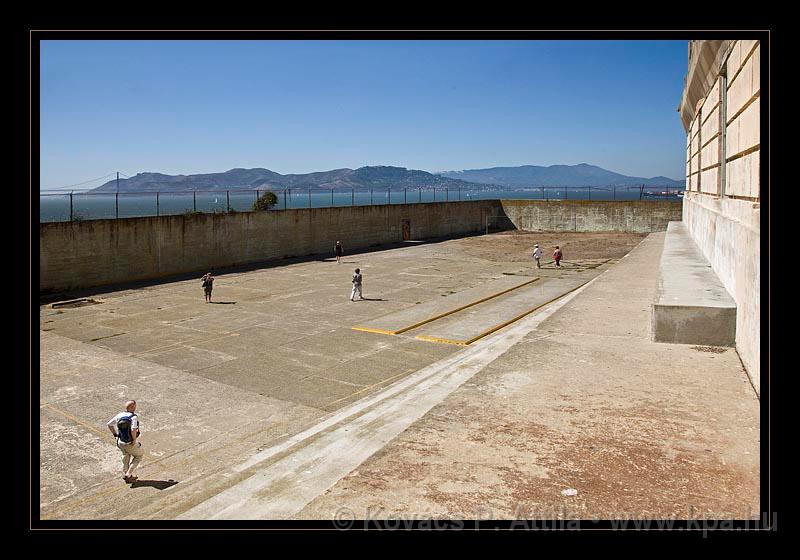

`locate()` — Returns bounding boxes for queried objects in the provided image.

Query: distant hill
[436,163,685,188]
[90,166,484,193]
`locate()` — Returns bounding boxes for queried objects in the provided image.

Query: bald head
[125,400,136,412]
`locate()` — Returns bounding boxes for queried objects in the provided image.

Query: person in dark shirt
[201,272,214,303]
[334,241,343,264]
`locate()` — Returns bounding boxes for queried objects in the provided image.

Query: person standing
[107,400,144,483]
[201,272,214,303]
[553,246,563,268]
[532,244,542,268]
[350,268,364,301]
[334,241,343,264]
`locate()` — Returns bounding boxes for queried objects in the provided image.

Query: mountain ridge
[90,164,684,193]
[436,163,684,188]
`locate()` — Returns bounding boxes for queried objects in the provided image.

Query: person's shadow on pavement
[129,479,179,490]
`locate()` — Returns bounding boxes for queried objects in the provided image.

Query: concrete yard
[38,231,759,520]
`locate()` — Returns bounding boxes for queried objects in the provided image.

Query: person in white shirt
[532,244,543,268]
[107,400,144,483]
[350,268,364,301]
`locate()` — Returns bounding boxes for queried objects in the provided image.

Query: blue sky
[40,40,689,189]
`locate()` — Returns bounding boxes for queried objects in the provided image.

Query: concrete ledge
[652,222,736,346]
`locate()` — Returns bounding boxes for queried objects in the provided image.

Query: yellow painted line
[415,278,594,346]
[352,277,540,336]
[351,326,399,335]
[414,335,469,346]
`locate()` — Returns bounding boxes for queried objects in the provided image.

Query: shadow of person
[210,301,237,304]
[130,479,179,490]
[360,297,386,301]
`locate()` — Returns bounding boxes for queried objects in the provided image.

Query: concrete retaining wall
[40,199,683,296]
[682,192,760,393]
[40,201,501,293]
[499,200,683,233]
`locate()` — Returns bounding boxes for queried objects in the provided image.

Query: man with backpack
[107,400,144,483]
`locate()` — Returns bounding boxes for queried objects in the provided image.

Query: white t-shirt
[533,248,542,259]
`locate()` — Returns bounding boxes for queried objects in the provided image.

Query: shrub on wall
[252,191,278,211]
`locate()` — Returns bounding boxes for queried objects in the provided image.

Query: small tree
[252,191,278,211]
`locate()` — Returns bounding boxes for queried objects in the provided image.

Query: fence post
[256,190,260,207]
[388,187,391,205]
[370,188,373,205]
[458,186,461,201]
[613,186,616,201]
[69,191,73,221]
[404,188,407,204]
[352,188,354,206]
[331,189,334,207]
[226,191,230,212]
[418,188,421,203]
[446,187,449,201]
[565,187,568,200]
[115,191,119,219]
[284,189,287,210]
[541,186,544,200]
[157,192,160,216]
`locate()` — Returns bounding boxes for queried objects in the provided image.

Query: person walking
[553,246,563,268]
[532,244,542,268]
[107,400,144,483]
[350,268,364,301]
[201,272,214,303]
[334,241,343,264]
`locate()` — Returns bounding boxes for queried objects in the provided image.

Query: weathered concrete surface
[499,200,682,233]
[653,222,736,346]
[41,233,627,519]
[296,233,759,520]
[682,192,760,392]
[39,232,758,520]
[178,284,588,520]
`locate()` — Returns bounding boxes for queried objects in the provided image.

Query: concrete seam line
[351,277,540,335]
[41,402,107,438]
[322,369,415,408]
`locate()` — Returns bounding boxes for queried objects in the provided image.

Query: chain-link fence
[39,185,684,223]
